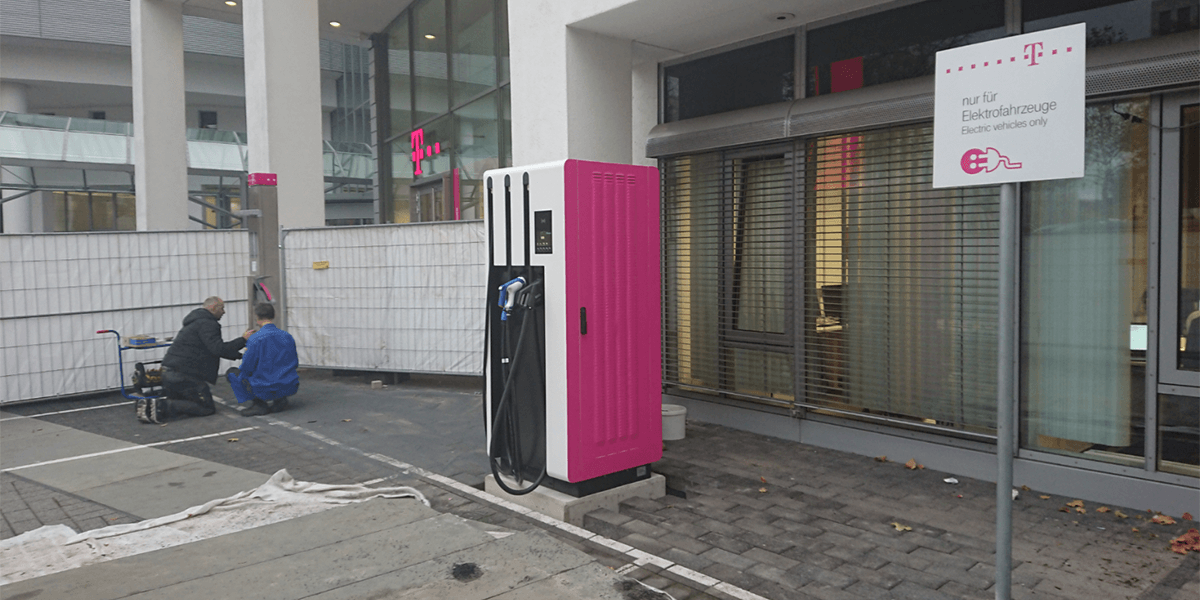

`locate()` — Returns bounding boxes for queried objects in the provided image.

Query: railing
[0,112,375,180]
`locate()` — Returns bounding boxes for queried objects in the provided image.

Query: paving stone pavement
[588,421,1200,600]
[3,375,1198,600]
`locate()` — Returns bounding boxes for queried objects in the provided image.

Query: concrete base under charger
[485,472,665,526]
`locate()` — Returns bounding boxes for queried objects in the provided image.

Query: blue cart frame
[96,329,172,400]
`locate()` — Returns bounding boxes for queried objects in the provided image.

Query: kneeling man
[227,303,299,416]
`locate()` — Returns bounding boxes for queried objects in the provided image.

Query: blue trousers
[226,368,291,409]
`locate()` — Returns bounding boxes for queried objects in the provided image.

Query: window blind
[662,122,1000,434]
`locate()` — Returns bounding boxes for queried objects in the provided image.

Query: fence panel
[283,221,486,375]
[1,230,251,404]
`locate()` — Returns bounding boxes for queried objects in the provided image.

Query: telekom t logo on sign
[410,128,443,176]
[1024,42,1044,66]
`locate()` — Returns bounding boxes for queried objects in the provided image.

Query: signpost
[932,24,1085,600]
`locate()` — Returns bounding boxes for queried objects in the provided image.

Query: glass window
[413,0,449,124]
[803,126,998,431]
[92,193,115,230]
[66,192,90,232]
[497,0,509,83]
[451,0,496,107]
[663,36,794,123]
[116,193,136,230]
[456,92,499,220]
[391,139,415,223]
[1021,98,1151,467]
[806,0,1004,97]
[1024,0,1199,47]
[1160,393,1199,476]
[388,12,414,136]
[499,84,511,168]
[1173,103,1199,373]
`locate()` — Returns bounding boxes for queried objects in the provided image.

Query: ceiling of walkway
[181,0,413,44]
[183,0,897,54]
[570,0,894,54]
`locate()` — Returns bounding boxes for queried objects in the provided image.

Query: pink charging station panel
[562,160,662,482]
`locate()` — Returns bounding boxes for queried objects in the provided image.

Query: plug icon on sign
[960,148,1023,175]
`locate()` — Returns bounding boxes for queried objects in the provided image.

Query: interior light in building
[330,21,342,28]
[424,34,436,39]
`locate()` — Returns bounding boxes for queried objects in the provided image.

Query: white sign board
[933,23,1085,188]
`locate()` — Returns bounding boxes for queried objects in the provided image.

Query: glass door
[1156,92,1198,477]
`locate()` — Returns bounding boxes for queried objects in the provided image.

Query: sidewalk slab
[0,499,447,600]
[307,529,595,600]
[0,415,135,469]
[76,460,275,519]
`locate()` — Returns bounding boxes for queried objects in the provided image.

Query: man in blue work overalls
[226,303,299,416]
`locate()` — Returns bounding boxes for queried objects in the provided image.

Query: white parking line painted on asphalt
[0,401,135,422]
[1,427,258,473]
[247,408,770,600]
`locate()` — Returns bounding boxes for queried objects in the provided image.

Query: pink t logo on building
[410,128,443,176]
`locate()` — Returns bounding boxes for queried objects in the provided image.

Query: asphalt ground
[3,369,1198,599]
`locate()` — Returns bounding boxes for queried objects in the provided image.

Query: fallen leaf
[1132,527,1139,532]
[1115,510,1128,519]
[760,476,767,484]
[1058,506,1071,513]
[1075,507,1087,514]
[342,419,352,422]
[891,522,912,532]
[1183,513,1194,521]
[905,459,918,470]
[759,487,768,493]
[227,438,239,442]
[1152,514,1177,525]
[1067,500,1085,508]
[875,455,888,462]
[1039,495,1051,500]
[1021,485,1031,491]
[1097,507,1111,513]
[1169,529,1200,555]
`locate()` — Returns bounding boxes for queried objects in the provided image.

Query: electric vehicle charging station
[483,159,663,499]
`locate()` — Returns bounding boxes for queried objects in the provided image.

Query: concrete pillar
[509,5,635,166]
[131,0,189,231]
[1,82,33,233]
[242,0,326,229]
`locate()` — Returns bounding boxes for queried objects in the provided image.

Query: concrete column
[132,0,189,231]
[242,0,326,229]
[1,82,33,232]
[509,4,636,166]
[1,83,33,233]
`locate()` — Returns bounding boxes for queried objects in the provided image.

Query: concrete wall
[508,1,652,167]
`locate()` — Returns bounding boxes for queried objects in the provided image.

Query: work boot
[269,397,289,413]
[242,399,271,417]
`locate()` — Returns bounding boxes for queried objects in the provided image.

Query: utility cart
[96,329,172,399]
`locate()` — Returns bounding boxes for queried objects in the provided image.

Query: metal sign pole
[995,181,1017,600]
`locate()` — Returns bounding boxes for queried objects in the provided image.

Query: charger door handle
[580,307,587,335]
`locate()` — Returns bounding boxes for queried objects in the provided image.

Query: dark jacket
[162,307,246,383]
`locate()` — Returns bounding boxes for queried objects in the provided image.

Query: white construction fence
[1,231,251,404]
[282,221,487,376]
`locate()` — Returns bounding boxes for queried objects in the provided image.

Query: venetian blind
[662,123,1000,434]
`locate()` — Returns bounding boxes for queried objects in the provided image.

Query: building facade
[505,0,1198,513]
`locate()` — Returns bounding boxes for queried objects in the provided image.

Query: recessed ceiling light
[329,21,342,28]
[769,12,795,22]
[424,34,436,39]
[225,1,237,6]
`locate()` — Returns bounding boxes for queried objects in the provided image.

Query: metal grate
[662,122,1000,433]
